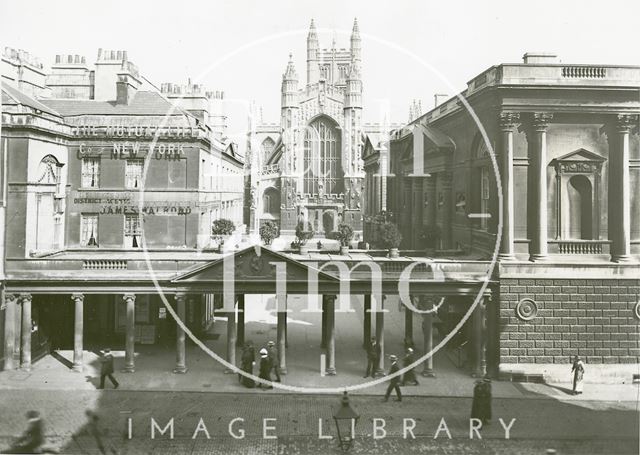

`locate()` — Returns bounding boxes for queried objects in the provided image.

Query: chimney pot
[522,52,559,64]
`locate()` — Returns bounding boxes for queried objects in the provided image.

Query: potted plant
[421,224,441,255]
[259,220,279,246]
[334,223,354,255]
[379,222,402,258]
[211,218,235,251]
[295,221,315,254]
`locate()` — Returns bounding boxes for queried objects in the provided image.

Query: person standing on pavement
[383,355,402,402]
[99,348,119,390]
[257,348,273,389]
[471,378,492,425]
[239,341,256,388]
[400,347,419,386]
[363,336,379,378]
[267,340,281,382]
[571,355,585,395]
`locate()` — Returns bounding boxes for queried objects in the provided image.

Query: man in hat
[266,341,281,382]
[99,348,119,390]
[471,378,492,425]
[257,348,273,389]
[364,336,379,378]
[401,347,419,386]
[383,355,402,402]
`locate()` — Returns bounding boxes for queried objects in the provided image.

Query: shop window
[81,214,98,246]
[124,214,142,248]
[125,159,144,189]
[81,157,100,188]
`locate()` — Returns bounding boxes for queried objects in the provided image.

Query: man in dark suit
[99,348,119,389]
[5,410,45,453]
[267,341,281,382]
[383,354,402,402]
[364,336,381,378]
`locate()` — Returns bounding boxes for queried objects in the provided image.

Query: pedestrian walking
[239,341,256,388]
[363,336,379,378]
[72,410,118,454]
[99,348,119,390]
[5,410,58,453]
[257,348,273,389]
[382,355,402,402]
[267,340,281,382]
[471,378,492,425]
[571,355,585,395]
[400,347,419,386]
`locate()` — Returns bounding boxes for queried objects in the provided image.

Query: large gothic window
[303,117,342,195]
[261,137,275,162]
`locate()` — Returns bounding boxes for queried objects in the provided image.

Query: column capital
[613,114,637,134]
[498,112,520,131]
[18,293,32,303]
[5,293,16,303]
[323,294,337,303]
[122,293,136,303]
[71,293,84,302]
[531,112,553,132]
[174,293,187,303]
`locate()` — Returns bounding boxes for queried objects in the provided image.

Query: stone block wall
[498,278,640,364]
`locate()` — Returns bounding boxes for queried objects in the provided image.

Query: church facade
[245,19,388,238]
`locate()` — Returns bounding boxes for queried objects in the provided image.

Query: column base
[21,365,31,372]
[498,253,516,261]
[325,367,336,376]
[421,369,435,378]
[278,368,288,375]
[122,366,135,373]
[173,366,188,374]
[373,370,385,378]
[611,255,633,263]
[529,254,548,262]
[72,364,83,373]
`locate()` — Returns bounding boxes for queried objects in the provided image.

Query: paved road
[0,390,637,454]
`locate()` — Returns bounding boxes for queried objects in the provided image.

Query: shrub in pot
[295,221,315,253]
[259,220,279,246]
[211,218,235,250]
[333,223,354,255]
[379,222,402,258]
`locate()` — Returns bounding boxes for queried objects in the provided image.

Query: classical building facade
[0,47,243,369]
[365,53,640,376]
[245,19,392,238]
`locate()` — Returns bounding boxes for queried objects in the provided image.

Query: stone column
[471,298,487,378]
[224,300,237,374]
[405,296,415,347]
[123,294,136,373]
[363,294,371,349]
[321,297,327,348]
[3,293,16,371]
[373,295,386,377]
[14,299,22,364]
[441,173,453,248]
[324,295,336,375]
[607,114,634,262]
[174,293,187,374]
[421,309,435,377]
[529,113,553,261]
[277,297,287,375]
[71,293,84,372]
[498,112,519,260]
[19,294,32,371]
[237,295,245,347]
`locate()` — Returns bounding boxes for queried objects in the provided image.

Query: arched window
[261,137,275,162]
[567,175,593,239]
[303,117,342,195]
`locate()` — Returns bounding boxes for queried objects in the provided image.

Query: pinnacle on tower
[351,17,360,38]
[308,18,318,39]
[283,53,298,80]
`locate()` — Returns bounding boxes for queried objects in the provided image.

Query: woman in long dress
[571,355,585,395]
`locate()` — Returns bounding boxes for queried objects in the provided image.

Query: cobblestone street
[0,390,637,454]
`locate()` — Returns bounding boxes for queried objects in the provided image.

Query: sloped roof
[395,123,455,149]
[40,91,188,116]
[2,83,61,116]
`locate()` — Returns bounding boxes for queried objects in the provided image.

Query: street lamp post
[332,391,359,452]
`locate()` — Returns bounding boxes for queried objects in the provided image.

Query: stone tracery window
[261,137,275,163]
[303,117,342,195]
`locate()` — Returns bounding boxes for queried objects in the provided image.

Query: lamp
[333,391,359,451]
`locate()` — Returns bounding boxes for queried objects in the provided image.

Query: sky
[2,0,639,146]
